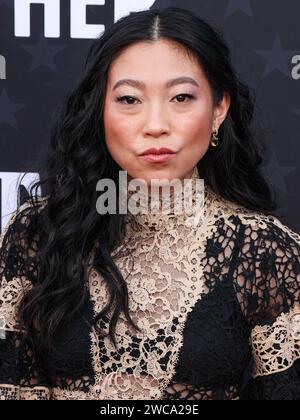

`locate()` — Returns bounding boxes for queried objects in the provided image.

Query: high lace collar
[122,166,217,232]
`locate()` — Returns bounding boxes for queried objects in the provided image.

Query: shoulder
[211,193,300,288]
[0,194,50,271]
[212,190,300,249]
[0,195,50,332]
[2,194,49,230]
[222,204,300,326]
[0,195,50,246]
[237,210,300,253]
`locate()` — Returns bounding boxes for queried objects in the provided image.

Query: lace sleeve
[233,213,300,400]
[0,198,51,400]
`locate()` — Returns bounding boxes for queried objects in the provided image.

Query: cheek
[179,110,212,147]
[103,107,138,171]
[176,109,213,165]
[104,107,132,153]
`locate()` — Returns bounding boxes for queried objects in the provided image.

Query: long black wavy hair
[1,7,278,360]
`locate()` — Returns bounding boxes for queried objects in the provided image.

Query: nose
[142,105,170,138]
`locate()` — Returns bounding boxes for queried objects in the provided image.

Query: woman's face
[103,39,230,185]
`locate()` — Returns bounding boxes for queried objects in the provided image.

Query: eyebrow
[112,76,200,91]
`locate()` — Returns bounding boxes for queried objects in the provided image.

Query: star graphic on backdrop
[0,0,14,9]
[20,34,66,73]
[225,0,254,18]
[292,109,300,118]
[254,35,298,78]
[263,150,296,194]
[0,89,27,130]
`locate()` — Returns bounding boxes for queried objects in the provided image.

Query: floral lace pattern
[0,167,300,399]
[251,306,300,377]
[87,167,223,399]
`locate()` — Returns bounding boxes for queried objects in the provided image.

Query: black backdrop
[1,0,300,233]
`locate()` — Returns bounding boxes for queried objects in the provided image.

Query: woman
[0,7,299,400]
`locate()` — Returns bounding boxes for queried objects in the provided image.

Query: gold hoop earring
[211,129,219,147]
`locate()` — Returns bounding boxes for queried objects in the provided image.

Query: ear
[212,92,231,130]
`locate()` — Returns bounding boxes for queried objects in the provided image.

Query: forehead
[107,39,206,86]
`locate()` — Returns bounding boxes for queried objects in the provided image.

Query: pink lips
[139,147,177,163]
[139,153,176,163]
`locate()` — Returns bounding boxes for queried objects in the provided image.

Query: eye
[116,96,140,105]
[173,94,195,103]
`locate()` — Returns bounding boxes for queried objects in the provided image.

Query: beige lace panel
[251,306,300,378]
[0,385,19,400]
[0,198,48,333]
[85,180,254,400]
[0,276,32,333]
[0,384,50,400]
[49,384,241,400]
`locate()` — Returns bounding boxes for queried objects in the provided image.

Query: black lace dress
[0,166,300,399]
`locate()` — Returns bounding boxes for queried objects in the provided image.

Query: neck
[123,166,210,231]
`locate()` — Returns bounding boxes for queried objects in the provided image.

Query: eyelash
[116,93,196,105]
